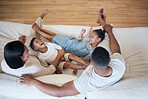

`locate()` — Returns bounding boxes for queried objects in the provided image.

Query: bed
[0,20,148,99]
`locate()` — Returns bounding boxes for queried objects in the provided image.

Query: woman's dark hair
[30,37,36,50]
[91,47,110,69]
[4,40,25,69]
[93,29,106,42]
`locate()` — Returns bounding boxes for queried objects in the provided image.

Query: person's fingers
[102,14,106,20]
[100,8,104,13]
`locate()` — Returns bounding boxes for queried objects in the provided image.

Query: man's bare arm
[104,24,121,54]
[20,75,79,97]
[97,8,121,54]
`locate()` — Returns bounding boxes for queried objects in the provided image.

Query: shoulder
[1,59,8,70]
[110,53,125,65]
[110,53,126,73]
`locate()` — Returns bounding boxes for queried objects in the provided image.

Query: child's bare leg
[39,9,49,19]
[39,27,56,36]
[68,53,89,66]
[63,62,87,70]
[32,23,54,41]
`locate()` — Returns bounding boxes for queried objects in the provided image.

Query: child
[30,37,89,75]
[32,9,106,63]
[32,23,105,58]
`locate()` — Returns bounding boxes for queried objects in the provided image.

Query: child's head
[89,29,105,45]
[30,37,46,51]
[91,47,110,70]
[4,41,29,69]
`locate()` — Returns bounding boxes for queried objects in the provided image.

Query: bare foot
[73,69,77,75]
[80,29,86,35]
[40,9,49,19]
[78,29,86,39]
[96,8,104,23]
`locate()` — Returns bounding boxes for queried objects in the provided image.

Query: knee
[64,62,70,68]
[69,53,75,60]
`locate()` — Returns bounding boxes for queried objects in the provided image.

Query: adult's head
[30,37,46,51]
[4,40,29,69]
[89,29,105,45]
[91,47,110,70]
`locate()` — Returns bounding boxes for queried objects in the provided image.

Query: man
[20,8,125,97]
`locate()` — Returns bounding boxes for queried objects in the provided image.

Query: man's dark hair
[30,37,36,50]
[4,41,25,69]
[91,47,110,69]
[93,29,105,42]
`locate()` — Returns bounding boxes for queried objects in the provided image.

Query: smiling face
[33,38,46,51]
[21,45,29,63]
[89,31,101,44]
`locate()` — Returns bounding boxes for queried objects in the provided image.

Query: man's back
[73,53,125,93]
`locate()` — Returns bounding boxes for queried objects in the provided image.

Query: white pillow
[0,21,31,39]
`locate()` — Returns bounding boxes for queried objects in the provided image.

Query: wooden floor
[0,0,148,28]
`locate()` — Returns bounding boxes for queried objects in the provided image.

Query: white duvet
[0,21,148,99]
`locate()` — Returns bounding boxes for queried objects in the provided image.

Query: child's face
[33,38,46,50]
[89,31,101,44]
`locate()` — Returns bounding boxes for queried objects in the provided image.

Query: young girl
[29,37,89,75]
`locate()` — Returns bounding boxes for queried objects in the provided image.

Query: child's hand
[58,49,65,58]
[19,35,26,44]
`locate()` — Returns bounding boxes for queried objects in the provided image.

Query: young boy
[30,37,89,75]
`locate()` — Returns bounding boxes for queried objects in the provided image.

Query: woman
[1,36,60,77]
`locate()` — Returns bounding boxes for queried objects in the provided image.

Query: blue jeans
[52,34,90,57]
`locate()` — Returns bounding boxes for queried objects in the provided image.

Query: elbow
[51,89,64,97]
[112,49,121,54]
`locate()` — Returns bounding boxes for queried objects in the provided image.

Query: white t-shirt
[1,56,56,77]
[74,53,126,93]
[38,42,62,67]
